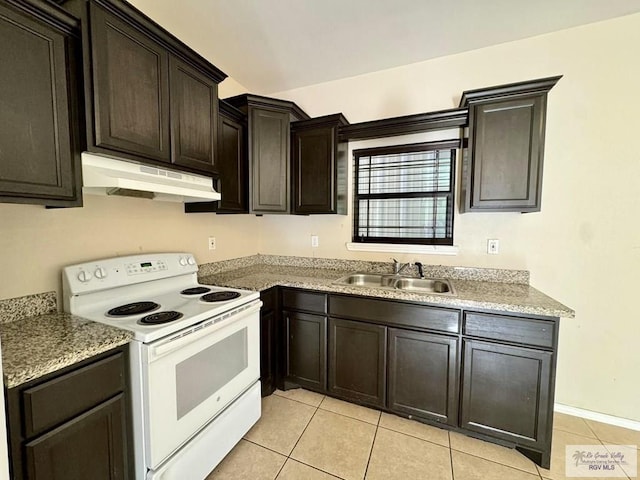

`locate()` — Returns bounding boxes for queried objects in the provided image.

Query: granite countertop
[0,312,133,388]
[200,264,575,318]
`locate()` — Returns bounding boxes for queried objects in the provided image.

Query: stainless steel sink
[337,273,388,287]
[394,277,452,294]
[333,273,455,295]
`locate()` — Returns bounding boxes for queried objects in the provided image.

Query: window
[353,141,456,245]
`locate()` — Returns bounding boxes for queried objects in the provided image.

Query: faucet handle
[391,258,400,274]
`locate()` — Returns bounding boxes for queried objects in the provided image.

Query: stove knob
[94,267,107,279]
[187,257,196,265]
[77,270,92,283]
[179,257,188,266]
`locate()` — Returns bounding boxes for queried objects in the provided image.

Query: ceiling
[129,0,640,94]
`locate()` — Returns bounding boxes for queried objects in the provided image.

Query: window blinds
[353,142,456,245]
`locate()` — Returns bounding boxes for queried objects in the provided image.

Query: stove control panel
[63,253,199,296]
[126,259,168,276]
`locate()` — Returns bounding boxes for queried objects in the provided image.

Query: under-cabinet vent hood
[81,153,220,203]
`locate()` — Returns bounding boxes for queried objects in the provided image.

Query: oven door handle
[149,301,261,360]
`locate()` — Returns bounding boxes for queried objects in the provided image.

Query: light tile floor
[207,389,639,480]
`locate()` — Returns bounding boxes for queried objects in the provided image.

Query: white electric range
[63,253,262,480]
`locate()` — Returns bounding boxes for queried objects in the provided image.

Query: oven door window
[143,308,260,468]
[176,328,248,419]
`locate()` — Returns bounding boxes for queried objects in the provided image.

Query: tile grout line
[272,390,326,409]
[242,438,291,458]
[286,402,321,461]
[272,456,287,480]
[363,422,380,480]
[377,424,450,450]
[581,417,603,442]
[272,392,569,480]
[285,459,346,480]
[280,400,350,480]
[316,406,382,428]
[450,448,545,477]
[448,432,455,480]
[264,400,326,480]
[553,425,598,439]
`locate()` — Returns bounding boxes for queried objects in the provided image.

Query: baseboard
[555,403,640,431]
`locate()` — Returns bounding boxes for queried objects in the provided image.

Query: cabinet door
[218,113,247,212]
[460,339,552,448]
[388,329,458,426]
[329,318,386,407]
[0,3,80,205]
[170,56,218,174]
[249,108,290,213]
[466,96,545,212]
[292,125,336,214]
[260,289,277,397]
[90,4,170,162]
[283,311,326,392]
[24,394,126,480]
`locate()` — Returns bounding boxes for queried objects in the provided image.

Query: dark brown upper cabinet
[0,0,83,207]
[225,94,309,214]
[184,100,248,214]
[90,3,171,163]
[216,103,247,212]
[170,56,218,174]
[291,114,349,215]
[64,0,226,176]
[250,107,289,213]
[459,76,561,213]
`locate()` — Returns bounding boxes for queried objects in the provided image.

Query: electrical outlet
[311,235,319,248]
[487,239,499,254]
[208,237,216,250]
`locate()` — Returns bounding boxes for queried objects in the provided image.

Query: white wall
[0,195,261,301]
[0,7,638,422]
[266,14,640,421]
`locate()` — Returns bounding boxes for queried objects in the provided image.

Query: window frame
[352,140,457,246]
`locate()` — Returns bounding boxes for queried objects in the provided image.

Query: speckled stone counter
[0,291,57,324]
[199,258,574,318]
[0,312,133,388]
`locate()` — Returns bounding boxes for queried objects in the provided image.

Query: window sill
[346,243,459,255]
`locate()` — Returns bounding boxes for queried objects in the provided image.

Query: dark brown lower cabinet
[460,339,553,466]
[387,328,458,425]
[328,318,386,408]
[24,395,126,480]
[278,290,559,468]
[260,288,277,396]
[7,347,131,479]
[283,310,327,391]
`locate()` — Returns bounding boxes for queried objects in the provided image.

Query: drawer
[329,295,460,334]
[22,352,125,438]
[260,287,277,312]
[282,289,327,314]
[463,312,555,349]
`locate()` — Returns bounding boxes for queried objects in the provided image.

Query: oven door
[142,301,261,468]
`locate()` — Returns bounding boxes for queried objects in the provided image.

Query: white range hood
[81,152,221,203]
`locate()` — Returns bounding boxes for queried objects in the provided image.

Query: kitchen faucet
[391,258,411,275]
[391,258,425,278]
[414,262,425,279]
